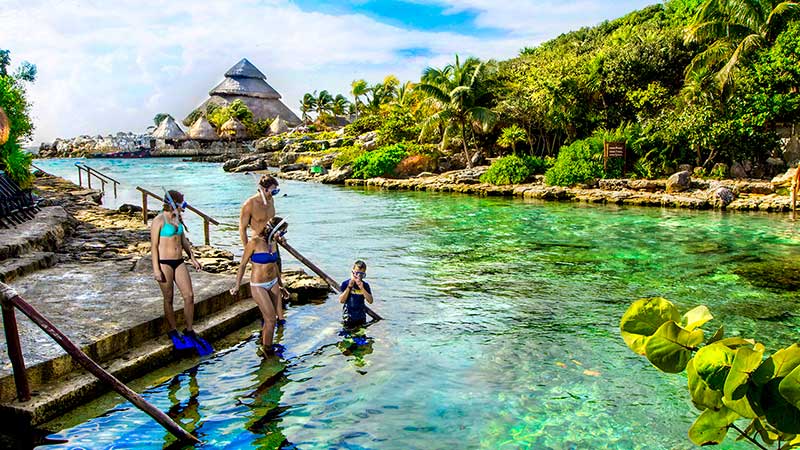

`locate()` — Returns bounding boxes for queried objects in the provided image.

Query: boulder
[766,157,786,178]
[678,164,692,173]
[231,160,267,173]
[666,171,691,193]
[598,179,628,191]
[320,166,353,184]
[709,187,735,209]
[772,167,797,187]
[627,179,665,192]
[280,163,307,172]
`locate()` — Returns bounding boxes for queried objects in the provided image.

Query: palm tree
[331,94,350,116]
[300,93,316,124]
[351,79,369,118]
[314,90,334,121]
[685,0,799,94]
[416,55,497,168]
[394,81,416,107]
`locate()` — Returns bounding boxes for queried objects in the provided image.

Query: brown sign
[603,141,626,173]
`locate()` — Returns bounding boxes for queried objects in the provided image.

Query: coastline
[275,167,794,213]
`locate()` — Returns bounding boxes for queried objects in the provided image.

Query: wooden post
[100,179,106,195]
[0,283,199,444]
[278,241,383,321]
[77,166,83,187]
[203,220,210,246]
[1,295,31,401]
[141,191,148,224]
[113,181,117,198]
[87,172,92,189]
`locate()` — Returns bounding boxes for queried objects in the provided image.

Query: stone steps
[0,207,73,261]
[0,297,259,425]
[0,252,56,283]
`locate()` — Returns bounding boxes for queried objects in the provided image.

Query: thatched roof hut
[151,116,186,141]
[188,116,219,141]
[186,58,301,126]
[270,117,289,135]
[221,117,248,140]
[0,106,9,145]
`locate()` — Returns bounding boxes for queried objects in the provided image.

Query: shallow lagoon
[34,158,800,449]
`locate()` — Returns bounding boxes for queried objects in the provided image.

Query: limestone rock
[627,179,665,192]
[320,166,354,184]
[678,164,692,173]
[709,187,735,209]
[772,167,797,186]
[666,171,691,193]
[280,163,307,172]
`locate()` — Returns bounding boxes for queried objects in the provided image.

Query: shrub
[393,154,436,177]
[544,139,605,186]
[480,155,539,185]
[376,109,420,146]
[497,125,527,154]
[351,143,408,178]
[344,114,382,136]
[332,145,365,169]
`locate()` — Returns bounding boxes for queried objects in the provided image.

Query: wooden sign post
[604,141,626,174]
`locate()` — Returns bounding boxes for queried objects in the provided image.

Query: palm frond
[468,106,497,132]
[716,32,763,90]
[685,39,735,78]
[415,83,451,104]
[765,1,800,38]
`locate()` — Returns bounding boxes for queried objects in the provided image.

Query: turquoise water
[34,158,800,449]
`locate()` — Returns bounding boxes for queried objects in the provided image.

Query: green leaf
[761,378,800,434]
[687,358,724,411]
[688,406,739,445]
[707,325,724,344]
[725,346,764,400]
[694,343,737,391]
[644,321,704,373]
[681,305,713,331]
[753,344,800,386]
[620,297,680,355]
[780,364,800,409]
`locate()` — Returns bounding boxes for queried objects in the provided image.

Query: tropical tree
[416,55,497,168]
[351,79,369,117]
[685,0,800,95]
[332,94,350,116]
[314,90,334,120]
[300,93,316,124]
[497,125,528,155]
[153,113,173,126]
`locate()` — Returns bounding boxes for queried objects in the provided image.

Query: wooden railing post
[100,179,106,195]
[113,181,117,198]
[0,283,199,444]
[141,191,148,224]
[77,166,83,187]
[1,295,30,401]
[87,172,92,189]
[203,220,210,246]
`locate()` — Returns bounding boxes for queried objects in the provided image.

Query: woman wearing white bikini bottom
[231,216,290,356]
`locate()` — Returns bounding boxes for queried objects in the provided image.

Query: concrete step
[0,252,56,283]
[0,299,259,425]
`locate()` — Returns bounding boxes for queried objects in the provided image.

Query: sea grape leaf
[644,321,704,373]
[780,364,800,409]
[707,325,724,344]
[753,344,800,386]
[687,358,723,411]
[681,305,713,331]
[761,378,800,434]
[722,393,758,419]
[715,337,756,349]
[752,418,780,445]
[724,346,764,401]
[694,343,737,391]
[688,406,739,445]
[620,297,680,355]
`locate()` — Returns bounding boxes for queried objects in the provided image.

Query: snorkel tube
[267,217,287,245]
[162,188,188,232]
[250,173,269,206]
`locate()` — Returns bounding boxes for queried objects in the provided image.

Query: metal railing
[0,282,198,443]
[136,186,220,245]
[75,162,120,198]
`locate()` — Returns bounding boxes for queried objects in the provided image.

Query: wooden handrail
[75,163,120,198]
[136,186,219,245]
[0,282,199,444]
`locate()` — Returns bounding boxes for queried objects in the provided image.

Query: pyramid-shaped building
[186,58,300,126]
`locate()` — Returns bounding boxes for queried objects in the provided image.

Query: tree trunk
[461,122,472,169]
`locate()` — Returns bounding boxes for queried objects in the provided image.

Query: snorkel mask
[267,217,287,244]
[163,188,188,230]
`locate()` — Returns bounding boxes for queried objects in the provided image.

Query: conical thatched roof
[270,117,289,134]
[186,58,301,125]
[151,116,186,140]
[188,116,219,141]
[221,117,248,139]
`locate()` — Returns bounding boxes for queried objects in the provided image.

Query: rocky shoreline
[274,166,797,212]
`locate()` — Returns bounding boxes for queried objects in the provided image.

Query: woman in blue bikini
[150,190,209,354]
[231,216,290,356]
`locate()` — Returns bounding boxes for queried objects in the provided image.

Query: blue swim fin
[167,329,193,350]
[184,330,214,356]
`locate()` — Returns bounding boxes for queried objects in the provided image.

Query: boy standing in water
[338,260,374,328]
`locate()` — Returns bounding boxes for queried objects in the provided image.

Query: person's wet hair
[163,190,184,211]
[260,216,288,237]
[353,260,367,271]
[259,175,278,190]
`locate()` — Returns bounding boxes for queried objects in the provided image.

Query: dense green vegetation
[0,49,36,186]
[621,297,800,448]
[310,0,800,185]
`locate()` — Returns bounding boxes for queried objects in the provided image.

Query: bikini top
[251,250,279,264]
[159,222,184,238]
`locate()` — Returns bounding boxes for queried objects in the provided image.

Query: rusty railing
[136,186,219,245]
[75,162,120,198]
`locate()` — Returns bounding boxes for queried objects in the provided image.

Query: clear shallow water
[34,158,800,449]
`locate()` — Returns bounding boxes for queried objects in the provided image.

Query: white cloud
[1,0,654,143]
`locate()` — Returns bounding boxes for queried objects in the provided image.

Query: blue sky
[0,0,656,143]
